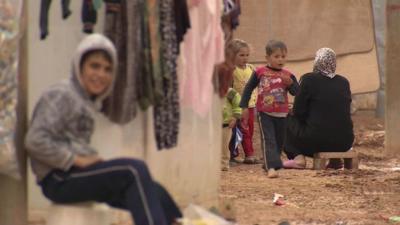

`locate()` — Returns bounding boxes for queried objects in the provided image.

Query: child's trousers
[258,112,286,169]
[39,158,182,225]
[238,107,255,157]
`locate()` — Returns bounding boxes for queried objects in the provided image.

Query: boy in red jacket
[240,40,299,178]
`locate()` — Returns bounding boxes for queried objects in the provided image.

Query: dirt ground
[29,110,399,225]
[219,110,400,225]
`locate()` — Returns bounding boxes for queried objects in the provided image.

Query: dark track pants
[258,112,286,169]
[39,158,182,225]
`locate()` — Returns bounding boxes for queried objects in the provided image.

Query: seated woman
[283,48,354,169]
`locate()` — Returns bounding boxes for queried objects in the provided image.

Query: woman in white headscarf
[283,48,354,169]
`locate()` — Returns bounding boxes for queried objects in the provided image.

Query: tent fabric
[235,0,374,62]
[269,46,380,94]
[234,0,379,94]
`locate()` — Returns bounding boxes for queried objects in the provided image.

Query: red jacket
[255,66,291,113]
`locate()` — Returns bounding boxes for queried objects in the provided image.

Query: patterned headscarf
[313,48,336,79]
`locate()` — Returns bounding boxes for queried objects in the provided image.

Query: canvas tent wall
[234,0,380,94]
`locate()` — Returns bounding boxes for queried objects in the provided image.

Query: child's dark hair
[80,49,112,69]
[265,40,287,56]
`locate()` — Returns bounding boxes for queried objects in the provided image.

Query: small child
[221,87,242,171]
[228,39,258,164]
[240,40,299,178]
[217,42,241,171]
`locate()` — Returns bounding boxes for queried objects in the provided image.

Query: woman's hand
[74,155,103,168]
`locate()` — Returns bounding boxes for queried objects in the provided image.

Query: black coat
[285,72,354,157]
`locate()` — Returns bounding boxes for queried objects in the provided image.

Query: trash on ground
[273,193,285,206]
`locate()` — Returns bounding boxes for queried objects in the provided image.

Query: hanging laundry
[131,0,157,111]
[92,0,103,10]
[104,0,121,13]
[179,0,225,117]
[81,0,97,33]
[103,0,148,124]
[187,0,202,8]
[39,0,71,40]
[174,0,191,52]
[221,0,241,42]
[103,0,165,124]
[153,0,182,150]
[102,0,130,123]
[230,0,241,30]
[143,0,164,109]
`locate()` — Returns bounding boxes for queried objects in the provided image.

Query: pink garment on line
[187,0,202,8]
[179,0,225,117]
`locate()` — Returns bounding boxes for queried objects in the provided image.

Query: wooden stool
[313,150,359,170]
[46,202,111,225]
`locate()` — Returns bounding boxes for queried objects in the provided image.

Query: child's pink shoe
[283,160,306,169]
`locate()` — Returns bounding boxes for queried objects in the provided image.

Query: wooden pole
[385,0,400,158]
[372,0,386,118]
[0,1,28,225]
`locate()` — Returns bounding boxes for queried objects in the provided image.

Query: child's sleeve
[25,92,76,171]
[288,74,300,96]
[25,90,96,171]
[231,92,242,119]
[239,71,259,108]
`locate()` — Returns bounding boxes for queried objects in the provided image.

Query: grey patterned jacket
[25,34,117,181]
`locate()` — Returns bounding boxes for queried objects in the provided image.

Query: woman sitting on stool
[283,48,354,169]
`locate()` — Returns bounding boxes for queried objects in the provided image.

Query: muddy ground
[219,110,400,225]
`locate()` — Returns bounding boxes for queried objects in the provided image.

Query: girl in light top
[229,39,259,164]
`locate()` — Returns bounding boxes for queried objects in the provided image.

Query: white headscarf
[313,48,336,79]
